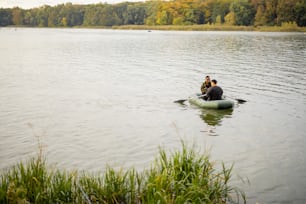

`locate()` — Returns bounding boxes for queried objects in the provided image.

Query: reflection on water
[199,108,233,127]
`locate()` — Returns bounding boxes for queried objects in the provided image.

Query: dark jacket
[205,86,223,101]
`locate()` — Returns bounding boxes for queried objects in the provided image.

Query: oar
[174,94,206,104]
[225,96,247,104]
[174,95,246,104]
[235,98,247,103]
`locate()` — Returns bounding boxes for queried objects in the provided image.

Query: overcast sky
[0,0,137,9]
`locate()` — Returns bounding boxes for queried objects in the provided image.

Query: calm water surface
[0,28,305,203]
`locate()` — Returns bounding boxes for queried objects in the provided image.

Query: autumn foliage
[0,0,305,27]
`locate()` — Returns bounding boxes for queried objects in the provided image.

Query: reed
[0,142,246,203]
[141,143,245,203]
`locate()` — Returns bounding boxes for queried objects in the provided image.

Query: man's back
[206,86,223,100]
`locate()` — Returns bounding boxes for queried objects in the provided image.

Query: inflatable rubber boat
[189,97,234,109]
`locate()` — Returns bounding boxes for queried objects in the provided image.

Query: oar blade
[224,96,247,104]
[174,99,188,104]
[236,99,247,104]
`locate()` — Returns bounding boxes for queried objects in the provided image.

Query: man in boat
[203,79,223,101]
[200,75,211,94]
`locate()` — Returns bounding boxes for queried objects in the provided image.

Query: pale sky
[0,0,136,9]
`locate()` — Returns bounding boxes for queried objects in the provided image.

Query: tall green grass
[0,142,246,203]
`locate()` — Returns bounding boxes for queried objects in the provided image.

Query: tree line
[0,0,305,27]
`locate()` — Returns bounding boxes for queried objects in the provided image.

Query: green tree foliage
[0,9,13,26]
[208,0,231,24]
[100,4,122,26]
[264,0,278,25]
[36,7,49,27]
[83,4,104,26]
[295,0,306,26]
[276,0,296,25]
[0,0,305,27]
[124,3,147,25]
[23,11,35,26]
[230,0,256,26]
[145,1,159,25]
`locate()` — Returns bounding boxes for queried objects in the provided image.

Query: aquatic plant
[0,142,246,203]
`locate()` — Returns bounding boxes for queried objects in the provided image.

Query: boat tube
[189,97,234,109]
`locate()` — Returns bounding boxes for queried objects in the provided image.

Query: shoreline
[111,24,306,32]
[3,24,306,32]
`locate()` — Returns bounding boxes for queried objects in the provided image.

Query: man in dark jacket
[203,79,223,101]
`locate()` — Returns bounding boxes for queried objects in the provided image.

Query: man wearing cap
[200,75,211,94]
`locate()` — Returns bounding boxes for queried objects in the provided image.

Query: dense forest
[0,0,305,27]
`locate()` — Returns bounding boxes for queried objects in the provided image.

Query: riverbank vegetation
[0,142,246,203]
[0,0,305,31]
[112,22,306,32]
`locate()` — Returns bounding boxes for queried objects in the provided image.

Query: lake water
[0,28,305,203]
